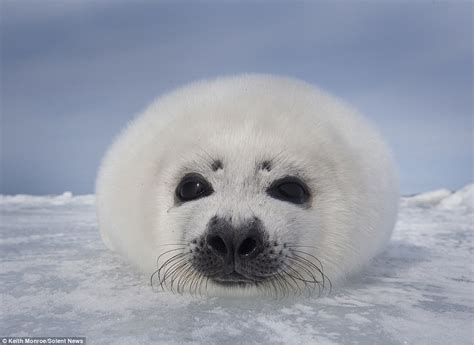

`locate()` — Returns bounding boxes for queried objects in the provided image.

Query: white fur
[96,74,399,295]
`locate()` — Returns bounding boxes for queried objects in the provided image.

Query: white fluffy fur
[96,74,399,295]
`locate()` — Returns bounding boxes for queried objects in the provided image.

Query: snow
[1,185,473,344]
[402,185,473,213]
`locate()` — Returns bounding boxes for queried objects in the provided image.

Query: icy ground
[1,186,473,344]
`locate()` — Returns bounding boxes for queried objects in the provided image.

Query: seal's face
[153,135,331,295]
[176,164,312,286]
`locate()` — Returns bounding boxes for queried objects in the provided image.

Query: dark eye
[176,173,213,202]
[267,176,310,205]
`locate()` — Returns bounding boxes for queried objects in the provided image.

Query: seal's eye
[267,176,310,205]
[176,173,213,202]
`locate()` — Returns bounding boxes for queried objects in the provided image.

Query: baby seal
[96,74,399,296]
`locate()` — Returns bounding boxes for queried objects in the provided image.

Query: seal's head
[96,74,399,296]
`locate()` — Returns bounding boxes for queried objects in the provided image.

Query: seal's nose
[206,217,264,271]
[206,233,229,257]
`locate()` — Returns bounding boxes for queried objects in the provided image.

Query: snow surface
[1,186,473,344]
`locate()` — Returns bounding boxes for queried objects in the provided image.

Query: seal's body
[96,75,399,296]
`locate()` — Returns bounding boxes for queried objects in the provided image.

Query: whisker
[286,256,320,282]
[159,255,188,290]
[151,240,332,297]
[156,248,186,266]
[177,264,198,294]
[273,273,287,298]
[158,252,187,280]
[157,243,189,247]
[290,252,331,294]
[168,261,191,293]
[150,269,160,290]
[285,256,323,296]
[280,265,309,295]
[289,249,324,272]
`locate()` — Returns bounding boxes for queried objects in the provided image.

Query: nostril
[207,235,227,256]
[238,237,258,257]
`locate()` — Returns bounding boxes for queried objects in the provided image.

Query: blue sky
[1,1,472,195]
